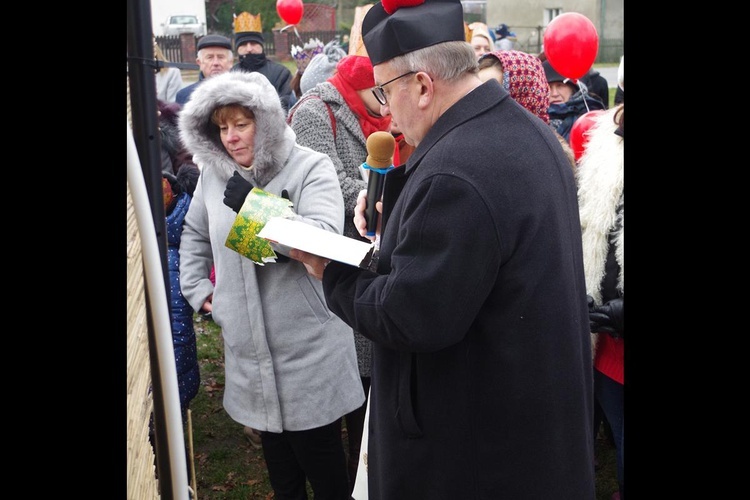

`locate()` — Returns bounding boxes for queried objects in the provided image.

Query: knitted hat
[300,40,347,94]
[236,31,264,48]
[334,55,376,90]
[362,0,466,65]
[234,12,264,49]
[543,60,578,89]
[197,34,232,51]
[495,23,510,38]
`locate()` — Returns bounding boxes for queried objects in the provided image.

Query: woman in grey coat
[178,71,364,500]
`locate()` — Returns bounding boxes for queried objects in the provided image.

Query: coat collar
[404,79,508,173]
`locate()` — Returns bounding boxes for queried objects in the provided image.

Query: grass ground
[186,314,620,499]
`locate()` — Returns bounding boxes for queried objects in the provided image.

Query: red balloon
[543,12,599,81]
[277,0,304,25]
[569,110,606,162]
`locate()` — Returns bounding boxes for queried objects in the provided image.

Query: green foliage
[235,0,282,32]
[212,4,237,36]
[211,0,282,37]
[189,313,312,498]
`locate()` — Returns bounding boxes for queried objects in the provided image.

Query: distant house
[467,0,623,60]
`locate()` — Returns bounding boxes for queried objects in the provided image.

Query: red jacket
[594,334,623,384]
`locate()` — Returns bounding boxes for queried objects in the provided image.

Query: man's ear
[416,71,433,108]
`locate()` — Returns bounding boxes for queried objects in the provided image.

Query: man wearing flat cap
[290,0,596,498]
[176,34,234,106]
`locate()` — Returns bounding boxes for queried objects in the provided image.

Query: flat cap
[197,34,232,51]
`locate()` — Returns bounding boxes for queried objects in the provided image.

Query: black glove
[223,171,254,213]
[588,296,624,338]
[274,189,291,263]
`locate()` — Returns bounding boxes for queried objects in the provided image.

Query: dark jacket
[549,90,606,142]
[614,86,624,105]
[166,191,200,415]
[232,54,295,111]
[579,69,610,109]
[175,72,205,107]
[322,80,595,499]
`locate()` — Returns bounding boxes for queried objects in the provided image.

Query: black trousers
[261,418,350,500]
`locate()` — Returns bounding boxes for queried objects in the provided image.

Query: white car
[162,15,206,37]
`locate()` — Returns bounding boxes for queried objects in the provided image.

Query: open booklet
[258,217,376,269]
[223,187,376,269]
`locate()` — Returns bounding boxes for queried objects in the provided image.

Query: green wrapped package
[224,187,295,265]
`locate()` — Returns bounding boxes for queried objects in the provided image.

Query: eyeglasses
[371,71,416,105]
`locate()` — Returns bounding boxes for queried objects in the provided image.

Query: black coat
[580,69,610,108]
[323,80,595,499]
[232,54,295,111]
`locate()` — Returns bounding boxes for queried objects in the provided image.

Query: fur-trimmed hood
[576,106,624,305]
[178,71,297,187]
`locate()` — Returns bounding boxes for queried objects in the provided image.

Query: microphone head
[365,131,396,169]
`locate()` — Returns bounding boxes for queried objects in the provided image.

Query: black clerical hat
[362,0,466,65]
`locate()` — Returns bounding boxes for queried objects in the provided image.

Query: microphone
[362,131,396,238]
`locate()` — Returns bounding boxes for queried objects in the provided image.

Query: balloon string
[578,79,591,113]
[279,24,303,44]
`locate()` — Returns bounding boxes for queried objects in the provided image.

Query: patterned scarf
[489,50,550,124]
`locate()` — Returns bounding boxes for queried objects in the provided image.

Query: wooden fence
[155,30,349,64]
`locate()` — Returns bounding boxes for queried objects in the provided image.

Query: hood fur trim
[178,71,297,187]
[576,106,624,305]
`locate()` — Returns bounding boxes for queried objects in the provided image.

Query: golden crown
[348,4,374,56]
[234,12,262,33]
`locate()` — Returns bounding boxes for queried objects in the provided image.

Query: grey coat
[178,71,364,433]
[287,81,373,377]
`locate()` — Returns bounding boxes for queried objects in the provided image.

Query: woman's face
[358,88,386,117]
[549,81,575,104]
[218,110,256,167]
[471,36,492,58]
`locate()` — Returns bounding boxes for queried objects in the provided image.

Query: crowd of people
[143,1,625,498]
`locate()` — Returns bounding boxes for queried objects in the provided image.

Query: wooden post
[180,33,197,63]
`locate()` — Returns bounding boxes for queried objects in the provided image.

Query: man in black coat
[232,29,295,112]
[290,1,596,498]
